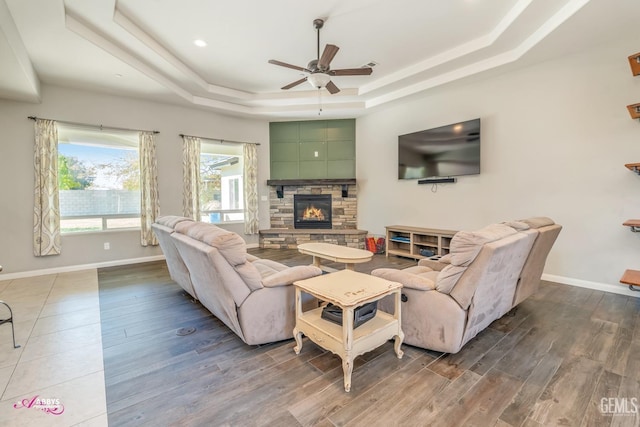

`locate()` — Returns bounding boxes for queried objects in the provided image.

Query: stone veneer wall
[260,184,367,249]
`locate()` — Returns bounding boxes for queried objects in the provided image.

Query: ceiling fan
[268,18,373,94]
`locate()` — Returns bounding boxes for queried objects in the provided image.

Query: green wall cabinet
[270,119,355,179]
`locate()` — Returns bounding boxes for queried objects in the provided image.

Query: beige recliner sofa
[371,218,560,353]
[163,220,322,345]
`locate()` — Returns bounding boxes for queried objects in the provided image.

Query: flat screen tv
[398,118,480,180]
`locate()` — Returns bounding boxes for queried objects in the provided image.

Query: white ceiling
[0,0,638,119]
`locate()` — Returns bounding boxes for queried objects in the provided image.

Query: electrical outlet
[104,242,110,250]
[260,195,267,201]
[314,151,319,157]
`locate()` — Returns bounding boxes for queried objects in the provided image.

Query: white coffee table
[297,242,373,271]
[293,269,404,392]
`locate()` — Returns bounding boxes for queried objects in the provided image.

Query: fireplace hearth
[294,194,332,229]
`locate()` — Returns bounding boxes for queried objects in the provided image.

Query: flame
[302,204,325,220]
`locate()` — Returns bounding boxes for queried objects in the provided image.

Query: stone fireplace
[294,194,332,229]
[259,179,367,249]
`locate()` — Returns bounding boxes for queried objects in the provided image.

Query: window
[200,140,244,223]
[57,124,140,233]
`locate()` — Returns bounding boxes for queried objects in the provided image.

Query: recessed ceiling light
[193,39,207,47]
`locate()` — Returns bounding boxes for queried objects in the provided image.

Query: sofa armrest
[261,265,323,288]
[246,253,260,262]
[417,258,448,271]
[371,268,436,291]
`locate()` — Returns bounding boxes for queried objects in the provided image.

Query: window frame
[57,124,142,234]
[199,140,245,224]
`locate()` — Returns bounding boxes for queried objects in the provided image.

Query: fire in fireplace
[294,194,332,229]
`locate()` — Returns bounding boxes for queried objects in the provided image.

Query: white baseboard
[0,255,166,281]
[542,273,640,298]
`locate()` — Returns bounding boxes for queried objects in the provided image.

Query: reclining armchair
[372,221,552,353]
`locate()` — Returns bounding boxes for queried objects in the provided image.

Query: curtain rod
[179,133,259,146]
[28,116,160,134]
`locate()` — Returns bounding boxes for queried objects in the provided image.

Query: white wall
[0,85,270,276]
[356,38,640,293]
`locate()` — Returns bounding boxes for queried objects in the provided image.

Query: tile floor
[0,269,107,426]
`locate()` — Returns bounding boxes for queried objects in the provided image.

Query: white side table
[293,269,403,392]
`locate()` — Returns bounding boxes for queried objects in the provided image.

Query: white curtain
[33,119,62,256]
[243,143,259,234]
[182,135,201,220]
[139,131,160,246]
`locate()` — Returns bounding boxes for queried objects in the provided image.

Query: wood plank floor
[97,249,640,426]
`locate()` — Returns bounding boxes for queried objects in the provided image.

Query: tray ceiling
[0,0,637,118]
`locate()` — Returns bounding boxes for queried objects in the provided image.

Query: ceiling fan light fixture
[307,73,330,89]
[269,17,371,94]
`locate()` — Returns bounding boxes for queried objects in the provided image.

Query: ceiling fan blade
[268,59,310,73]
[281,77,308,90]
[325,80,340,94]
[329,67,373,76]
[318,44,339,70]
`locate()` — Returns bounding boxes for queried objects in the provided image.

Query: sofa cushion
[371,266,437,291]
[252,258,287,278]
[502,220,530,231]
[435,223,517,294]
[246,253,260,262]
[439,254,452,264]
[520,217,555,229]
[435,265,467,294]
[446,224,517,267]
[175,222,247,266]
[260,265,324,288]
[230,257,320,291]
[155,215,194,229]
[233,262,264,291]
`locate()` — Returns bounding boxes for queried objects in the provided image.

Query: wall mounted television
[398,118,481,180]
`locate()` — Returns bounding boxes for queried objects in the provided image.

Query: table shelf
[299,308,396,343]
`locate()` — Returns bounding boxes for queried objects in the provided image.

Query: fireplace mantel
[266,179,356,186]
[267,179,356,198]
